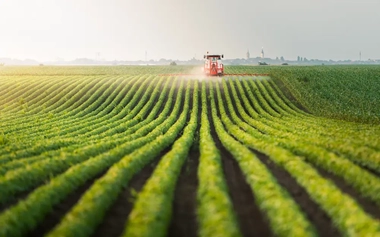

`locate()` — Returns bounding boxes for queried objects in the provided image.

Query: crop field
[0,65,379,237]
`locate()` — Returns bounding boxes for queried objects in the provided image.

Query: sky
[0,0,379,62]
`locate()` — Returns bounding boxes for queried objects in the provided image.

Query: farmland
[0,65,379,237]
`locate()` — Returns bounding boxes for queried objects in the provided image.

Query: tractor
[204,54,224,76]
[158,53,270,77]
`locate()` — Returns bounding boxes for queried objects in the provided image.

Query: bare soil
[168,146,199,237]
[27,171,106,237]
[91,154,164,237]
[312,165,380,220]
[167,84,200,237]
[253,150,341,237]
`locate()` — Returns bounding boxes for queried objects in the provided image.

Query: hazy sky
[1,0,379,61]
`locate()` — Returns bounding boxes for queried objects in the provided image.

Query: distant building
[260,47,264,58]
[246,50,250,59]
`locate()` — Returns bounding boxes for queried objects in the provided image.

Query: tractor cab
[204,54,224,76]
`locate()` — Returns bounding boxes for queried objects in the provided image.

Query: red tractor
[159,53,269,77]
[204,54,224,76]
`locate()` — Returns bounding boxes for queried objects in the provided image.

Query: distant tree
[276,56,279,61]
[39,64,44,66]
[280,56,285,61]
[297,56,300,61]
[300,57,303,61]
[304,58,308,62]
[170,61,177,66]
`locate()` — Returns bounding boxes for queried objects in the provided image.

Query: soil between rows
[91,152,166,237]
[207,82,273,236]
[252,150,341,237]
[215,132,273,237]
[27,171,106,237]
[167,145,199,237]
[311,165,380,220]
[168,83,200,237]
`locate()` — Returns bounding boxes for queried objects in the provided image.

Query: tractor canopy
[204,54,224,60]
